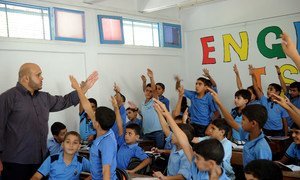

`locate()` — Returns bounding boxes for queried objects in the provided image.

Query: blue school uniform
[191,161,229,180]
[286,94,300,127]
[140,99,162,134]
[159,95,170,111]
[125,118,142,128]
[248,99,261,105]
[47,137,63,156]
[260,96,289,130]
[285,142,300,165]
[239,128,272,166]
[37,152,90,180]
[231,107,242,142]
[220,138,235,179]
[116,136,149,170]
[184,90,216,126]
[90,129,117,180]
[165,132,191,179]
[79,111,96,141]
[112,105,127,137]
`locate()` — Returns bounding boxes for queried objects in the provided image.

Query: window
[0,1,50,40]
[97,15,124,44]
[123,19,159,47]
[162,23,181,48]
[53,8,85,42]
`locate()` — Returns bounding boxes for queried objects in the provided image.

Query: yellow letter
[280,64,299,85]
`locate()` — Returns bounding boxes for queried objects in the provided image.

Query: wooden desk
[138,140,156,151]
[231,149,243,166]
[283,171,300,179]
[130,173,158,179]
[267,136,293,161]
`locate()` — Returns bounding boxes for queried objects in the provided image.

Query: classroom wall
[180,0,300,109]
[0,0,183,137]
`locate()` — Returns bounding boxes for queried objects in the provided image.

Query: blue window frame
[97,15,124,44]
[53,7,86,42]
[162,23,182,48]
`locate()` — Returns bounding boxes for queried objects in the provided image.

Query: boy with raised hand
[153,99,229,180]
[281,32,300,70]
[47,122,67,156]
[207,87,272,166]
[31,131,90,180]
[69,75,117,180]
[249,65,289,136]
[79,98,97,143]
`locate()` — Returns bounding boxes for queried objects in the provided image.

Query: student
[175,75,218,137]
[207,87,272,166]
[125,107,142,128]
[275,65,300,127]
[172,77,188,118]
[153,99,229,179]
[140,69,164,149]
[250,65,289,136]
[69,76,117,180]
[79,98,97,142]
[153,106,192,180]
[233,64,260,105]
[31,131,90,180]
[278,123,300,166]
[244,159,282,180]
[281,32,300,71]
[192,118,235,179]
[47,122,67,156]
[230,89,251,144]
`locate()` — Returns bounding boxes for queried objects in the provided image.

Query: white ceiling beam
[138,0,196,13]
[83,0,108,4]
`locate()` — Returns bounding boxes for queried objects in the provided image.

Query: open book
[276,161,300,171]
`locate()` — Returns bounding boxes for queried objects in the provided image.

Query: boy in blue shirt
[47,122,67,156]
[125,107,142,128]
[250,65,289,136]
[176,76,218,137]
[244,160,282,180]
[79,98,97,142]
[31,131,90,180]
[208,87,272,166]
[153,99,229,180]
[70,75,117,180]
[153,106,192,180]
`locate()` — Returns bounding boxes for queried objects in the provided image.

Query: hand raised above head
[202,68,210,77]
[69,75,80,90]
[141,75,146,82]
[113,82,121,93]
[110,96,118,109]
[174,75,181,82]
[233,64,239,74]
[147,68,153,78]
[81,71,99,93]
[281,32,298,59]
[128,101,137,109]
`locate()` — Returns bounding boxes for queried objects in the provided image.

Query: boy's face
[126,109,137,121]
[87,102,97,119]
[291,129,300,144]
[289,88,299,98]
[195,80,207,94]
[208,124,225,140]
[54,128,67,143]
[193,153,210,171]
[234,95,248,108]
[241,115,253,131]
[144,86,153,99]
[125,128,139,144]
[244,173,258,180]
[156,85,165,97]
[62,134,81,155]
[267,85,279,97]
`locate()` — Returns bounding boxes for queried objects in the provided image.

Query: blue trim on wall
[53,7,86,43]
[162,23,182,48]
[294,21,300,54]
[97,15,124,44]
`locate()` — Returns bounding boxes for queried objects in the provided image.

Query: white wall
[0,0,183,137]
[180,0,300,109]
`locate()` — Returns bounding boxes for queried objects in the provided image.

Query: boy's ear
[207,159,217,170]
[220,129,225,136]
[251,120,258,127]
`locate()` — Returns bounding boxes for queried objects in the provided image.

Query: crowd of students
[1,32,300,180]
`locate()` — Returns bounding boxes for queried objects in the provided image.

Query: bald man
[0,63,98,180]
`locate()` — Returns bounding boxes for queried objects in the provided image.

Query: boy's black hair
[206,79,212,87]
[241,104,268,128]
[196,77,209,86]
[178,124,194,143]
[244,159,282,180]
[156,82,165,90]
[64,131,81,142]
[95,106,116,130]
[211,118,230,137]
[269,83,282,93]
[126,107,138,112]
[247,86,259,100]
[146,83,152,88]
[290,81,300,91]
[174,115,183,121]
[291,123,300,130]
[120,93,126,103]
[193,138,224,165]
[235,89,251,104]
[51,122,66,136]
[126,123,141,136]
[88,98,97,108]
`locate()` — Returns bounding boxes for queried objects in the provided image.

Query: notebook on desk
[276,162,300,171]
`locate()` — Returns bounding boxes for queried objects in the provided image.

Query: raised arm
[233,64,243,90]
[172,85,184,118]
[207,87,240,131]
[111,96,123,136]
[203,68,217,87]
[141,75,147,92]
[113,83,123,107]
[275,65,287,94]
[281,32,300,70]
[153,99,193,162]
[249,65,263,99]
[175,75,182,90]
[155,102,171,137]
[147,68,158,99]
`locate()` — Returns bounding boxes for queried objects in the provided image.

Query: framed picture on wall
[53,8,86,42]
[162,23,182,48]
[97,15,124,44]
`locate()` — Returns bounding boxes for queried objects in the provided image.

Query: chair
[116,168,129,180]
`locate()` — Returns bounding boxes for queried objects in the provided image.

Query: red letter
[200,36,216,64]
